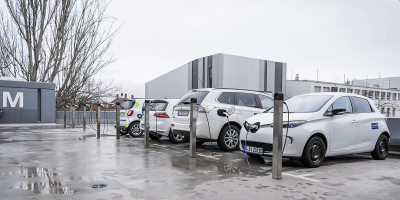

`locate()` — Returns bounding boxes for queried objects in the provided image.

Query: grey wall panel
[145,64,189,99]
[0,87,38,123]
[259,60,265,91]
[0,80,55,90]
[41,89,55,123]
[188,62,192,90]
[282,63,287,97]
[192,59,199,89]
[221,54,260,91]
[216,54,224,88]
[266,61,275,94]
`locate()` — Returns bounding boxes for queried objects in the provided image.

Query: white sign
[3,92,23,108]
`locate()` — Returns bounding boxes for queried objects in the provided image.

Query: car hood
[245,113,315,125]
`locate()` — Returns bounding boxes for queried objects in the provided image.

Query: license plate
[178,111,189,116]
[120,113,125,117]
[142,124,144,128]
[244,146,263,154]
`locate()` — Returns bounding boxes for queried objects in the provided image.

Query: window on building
[393,93,397,101]
[381,92,386,100]
[314,86,321,92]
[217,92,235,105]
[323,87,330,92]
[235,92,257,108]
[355,89,360,95]
[387,92,391,100]
[339,88,346,93]
[393,108,396,117]
[347,89,353,93]
[387,108,390,117]
[368,91,374,99]
[351,97,373,113]
[362,90,367,97]
[381,107,385,114]
[331,87,338,92]
[375,91,380,99]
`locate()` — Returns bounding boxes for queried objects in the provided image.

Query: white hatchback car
[240,93,390,168]
[139,99,187,143]
[118,98,146,137]
[172,88,274,151]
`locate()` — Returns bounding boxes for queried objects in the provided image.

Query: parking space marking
[153,144,168,148]
[197,153,220,160]
[282,173,321,182]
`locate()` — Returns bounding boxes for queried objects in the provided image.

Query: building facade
[146,53,287,99]
[0,78,55,123]
[352,77,400,90]
[287,80,400,118]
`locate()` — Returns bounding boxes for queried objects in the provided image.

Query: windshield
[269,95,333,113]
[121,100,135,110]
[177,91,210,105]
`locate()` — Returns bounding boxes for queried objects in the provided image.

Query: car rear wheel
[301,136,326,168]
[169,130,187,143]
[371,134,389,160]
[128,122,142,138]
[217,125,240,151]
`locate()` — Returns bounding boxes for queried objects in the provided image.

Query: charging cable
[197,104,214,156]
[244,102,290,174]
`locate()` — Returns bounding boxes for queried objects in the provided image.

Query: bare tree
[374,98,399,117]
[0,0,120,110]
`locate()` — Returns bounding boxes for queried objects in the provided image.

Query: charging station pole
[83,104,86,131]
[64,107,66,128]
[144,100,150,147]
[97,104,101,139]
[72,106,75,128]
[272,92,284,180]
[116,102,120,140]
[190,98,198,158]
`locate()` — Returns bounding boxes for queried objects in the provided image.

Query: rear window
[217,92,235,105]
[150,102,168,111]
[351,97,373,113]
[121,100,135,110]
[178,91,210,105]
[236,92,257,108]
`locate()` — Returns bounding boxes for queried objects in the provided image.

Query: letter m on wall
[3,92,23,108]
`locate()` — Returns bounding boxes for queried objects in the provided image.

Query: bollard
[64,107,67,128]
[97,104,101,139]
[72,106,75,128]
[83,104,86,131]
[272,92,284,180]
[116,102,121,140]
[190,98,198,158]
[144,100,150,147]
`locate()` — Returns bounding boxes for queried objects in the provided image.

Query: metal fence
[55,111,116,124]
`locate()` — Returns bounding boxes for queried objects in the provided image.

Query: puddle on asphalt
[3,167,58,178]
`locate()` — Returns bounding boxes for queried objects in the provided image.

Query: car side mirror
[332,107,346,115]
[217,109,227,117]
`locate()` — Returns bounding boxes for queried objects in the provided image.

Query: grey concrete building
[0,77,55,123]
[352,77,400,90]
[145,53,287,99]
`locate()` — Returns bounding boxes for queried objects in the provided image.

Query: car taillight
[127,110,134,116]
[171,124,174,127]
[154,113,169,118]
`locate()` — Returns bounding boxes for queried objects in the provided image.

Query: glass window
[331,87,338,92]
[178,91,210,105]
[235,93,257,108]
[121,100,134,110]
[327,96,353,114]
[314,86,321,92]
[217,92,235,105]
[323,87,330,92]
[257,94,273,110]
[355,89,360,95]
[347,89,353,93]
[381,92,386,100]
[387,108,390,117]
[340,88,346,93]
[393,108,396,117]
[375,92,379,99]
[150,102,168,111]
[387,92,391,100]
[269,95,333,113]
[352,97,373,113]
[393,93,397,100]
[368,91,374,99]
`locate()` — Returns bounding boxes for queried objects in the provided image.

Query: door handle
[351,120,357,123]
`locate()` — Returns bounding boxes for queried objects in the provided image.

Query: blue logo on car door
[371,123,379,130]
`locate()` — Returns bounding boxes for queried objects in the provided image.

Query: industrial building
[352,77,400,90]
[0,77,55,123]
[287,79,400,118]
[145,53,287,99]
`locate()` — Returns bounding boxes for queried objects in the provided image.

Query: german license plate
[142,124,144,128]
[244,146,263,154]
[178,111,189,116]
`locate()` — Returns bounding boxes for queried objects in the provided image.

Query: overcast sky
[94,0,400,98]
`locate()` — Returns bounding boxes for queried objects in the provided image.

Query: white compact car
[171,88,274,151]
[240,93,390,168]
[117,98,146,137]
[139,99,186,143]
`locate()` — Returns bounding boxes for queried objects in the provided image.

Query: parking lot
[1,125,400,200]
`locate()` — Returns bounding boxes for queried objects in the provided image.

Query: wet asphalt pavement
[1,125,400,200]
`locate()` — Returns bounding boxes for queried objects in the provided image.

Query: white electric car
[139,99,186,143]
[171,88,274,151]
[117,98,146,137]
[240,93,390,168]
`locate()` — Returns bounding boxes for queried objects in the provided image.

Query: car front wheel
[301,136,326,168]
[128,122,142,138]
[217,125,240,151]
[371,134,389,160]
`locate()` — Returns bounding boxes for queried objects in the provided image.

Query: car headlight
[261,121,307,128]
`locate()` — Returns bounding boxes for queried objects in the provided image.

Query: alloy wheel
[173,133,185,141]
[131,123,141,136]
[224,129,239,148]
